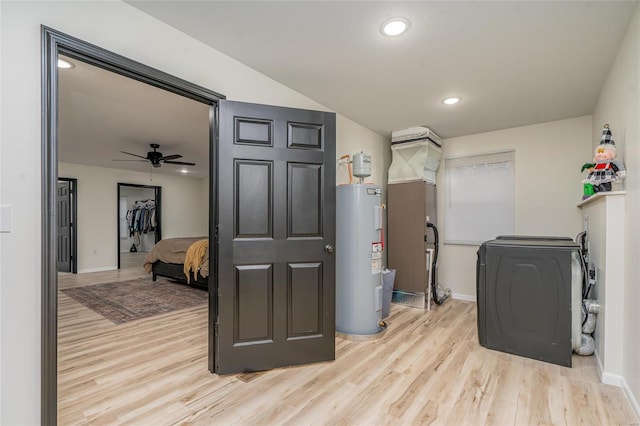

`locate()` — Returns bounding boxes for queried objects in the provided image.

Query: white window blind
[444,151,515,245]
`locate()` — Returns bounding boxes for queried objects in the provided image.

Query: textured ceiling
[127,1,636,138]
[59,1,637,177]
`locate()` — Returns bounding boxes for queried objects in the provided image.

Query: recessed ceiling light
[180,169,188,174]
[57,58,74,69]
[443,97,461,105]
[381,17,410,36]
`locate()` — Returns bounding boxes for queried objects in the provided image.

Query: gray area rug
[61,277,208,324]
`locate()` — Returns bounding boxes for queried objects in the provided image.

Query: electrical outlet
[583,216,589,233]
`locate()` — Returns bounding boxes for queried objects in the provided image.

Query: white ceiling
[127,0,637,139]
[58,55,210,178]
[59,1,637,178]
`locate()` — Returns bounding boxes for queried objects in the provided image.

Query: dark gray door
[215,100,336,374]
[57,181,72,272]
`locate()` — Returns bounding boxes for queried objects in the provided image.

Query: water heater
[336,183,384,335]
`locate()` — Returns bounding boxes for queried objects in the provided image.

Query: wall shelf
[578,191,625,384]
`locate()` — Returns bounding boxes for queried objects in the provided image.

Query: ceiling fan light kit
[115,143,196,168]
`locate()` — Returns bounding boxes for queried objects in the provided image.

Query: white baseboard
[595,350,640,421]
[595,349,606,381]
[595,350,623,386]
[622,376,640,422]
[452,292,476,302]
[602,371,625,387]
[77,266,117,274]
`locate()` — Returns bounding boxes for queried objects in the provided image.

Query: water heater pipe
[339,154,354,184]
[380,204,386,250]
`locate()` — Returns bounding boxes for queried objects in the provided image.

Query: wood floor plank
[57,269,639,425]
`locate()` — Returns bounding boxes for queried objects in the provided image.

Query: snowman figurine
[582,124,626,193]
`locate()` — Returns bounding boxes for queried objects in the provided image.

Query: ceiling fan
[115,143,196,168]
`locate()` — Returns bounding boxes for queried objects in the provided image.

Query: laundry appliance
[477,236,583,367]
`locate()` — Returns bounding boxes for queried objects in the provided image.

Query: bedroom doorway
[43,26,337,423]
[117,183,162,270]
[42,27,224,423]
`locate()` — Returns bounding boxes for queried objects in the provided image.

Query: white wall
[436,116,593,298]
[592,3,640,416]
[336,115,390,188]
[0,1,386,423]
[59,163,208,271]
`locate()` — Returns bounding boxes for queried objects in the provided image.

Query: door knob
[324,244,335,254]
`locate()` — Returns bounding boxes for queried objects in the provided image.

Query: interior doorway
[117,183,161,269]
[42,26,224,424]
[57,177,77,273]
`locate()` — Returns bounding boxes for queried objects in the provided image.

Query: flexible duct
[573,232,600,357]
[575,299,600,355]
[579,299,600,334]
[426,222,451,305]
[584,299,600,314]
[582,313,597,334]
[575,333,596,356]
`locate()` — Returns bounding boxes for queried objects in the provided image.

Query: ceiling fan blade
[163,160,196,166]
[160,154,182,161]
[120,151,148,159]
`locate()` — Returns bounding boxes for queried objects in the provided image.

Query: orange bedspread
[183,239,208,283]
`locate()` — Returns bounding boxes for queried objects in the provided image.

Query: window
[444,150,515,245]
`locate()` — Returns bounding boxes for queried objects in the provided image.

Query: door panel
[235,117,273,146]
[234,264,273,344]
[216,100,336,374]
[234,160,273,238]
[288,122,323,149]
[288,262,323,338]
[288,163,322,237]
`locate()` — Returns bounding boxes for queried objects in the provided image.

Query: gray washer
[477,237,579,367]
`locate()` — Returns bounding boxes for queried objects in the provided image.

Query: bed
[143,237,210,289]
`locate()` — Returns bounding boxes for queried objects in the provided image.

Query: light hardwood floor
[119,251,150,270]
[58,269,638,425]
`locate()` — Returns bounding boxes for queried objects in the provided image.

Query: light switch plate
[0,205,12,233]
